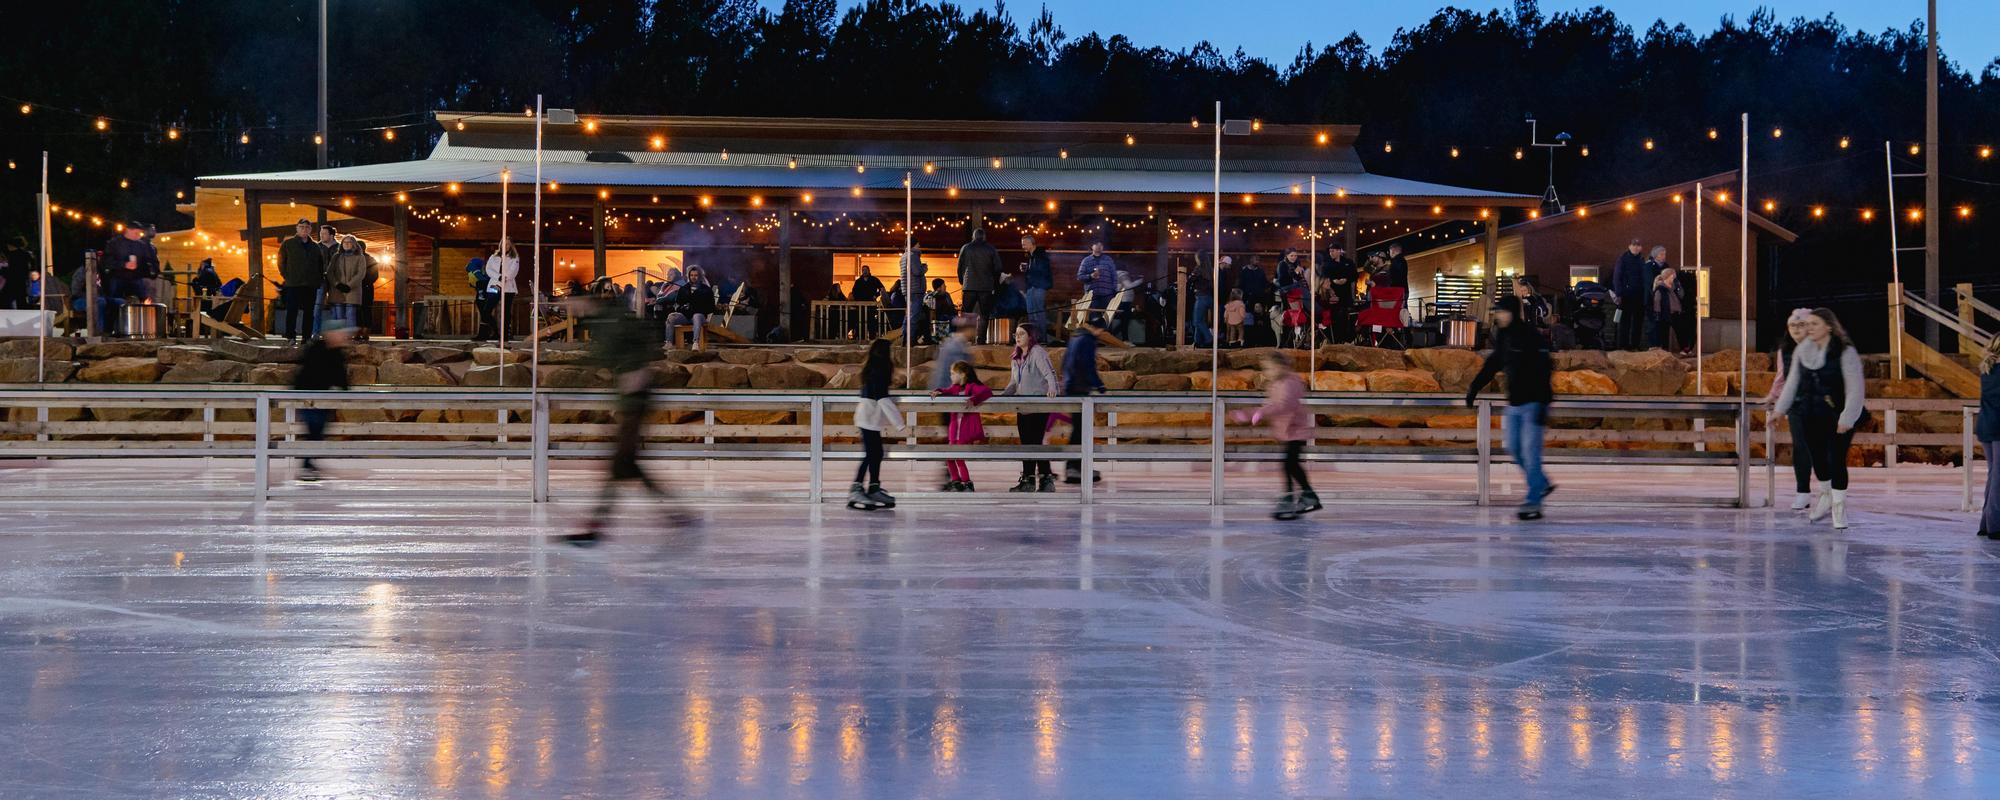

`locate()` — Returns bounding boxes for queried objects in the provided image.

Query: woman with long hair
[1761,309,1816,510]
[1771,307,1866,529]
[1976,335,1999,539]
[477,237,521,342]
[849,339,905,510]
[999,323,1060,492]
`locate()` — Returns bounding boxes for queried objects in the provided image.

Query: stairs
[1897,331,1981,397]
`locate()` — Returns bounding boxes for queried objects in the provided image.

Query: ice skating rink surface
[0,459,1994,798]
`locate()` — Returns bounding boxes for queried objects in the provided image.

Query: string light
[923,161,935,173]
[1577,206,1589,217]
[455,120,466,131]
[1860,208,1875,222]
[597,188,610,200]
[446,182,460,194]
[1838,136,1850,149]
[1430,204,1442,215]
[1059,149,1069,159]
[1240,194,1254,205]
[16,103,28,115]
[1191,118,1200,128]
[1383,141,1393,153]
[1316,132,1329,145]
[1580,145,1591,157]
[1958,205,1973,219]
[1762,199,1777,212]
[1715,191,1729,204]
[239,133,250,144]
[1643,138,1655,150]
[1771,126,1783,139]
[699,195,713,207]
[649,135,665,150]
[1193,199,1205,211]
[947,186,959,198]
[1907,208,1922,222]
[1707,128,1719,140]
[1528,209,1540,219]
[340,197,354,209]
[118,179,129,189]
[1449,146,1460,158]
[1909,144,1920,156]
[1045,199,1058,211]
[1478,208,1490,219]
[395,192,408,204]
[750,195,764,208]
[583,119,598,133]
[1383,198,1395,208]
[1513,148,1524,160]
[1810,205,1825,218]
[1124,134,1135,146]
[991,158,1002,169]
[801,192,813,204]
[855,162,866,173]
[94,117,108,131]
[650,195,659,203]
[850,186,862,197]
[787,157,797,169]
[313,133,323,145]
[1981,146,1993,159]
[1670,193,1683,204]
[166,127,180,140]
[720,149,729,161]
[546,181,558,191]
[1250,120,1263,132]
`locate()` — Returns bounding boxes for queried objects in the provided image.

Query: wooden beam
[244,190,265,329]
[591,198,607,280]
[778,205,794,338]
[393,202,410,338]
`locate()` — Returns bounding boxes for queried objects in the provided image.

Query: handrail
[1902,288,1994,347]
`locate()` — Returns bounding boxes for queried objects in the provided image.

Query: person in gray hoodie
[999,323,1060,491]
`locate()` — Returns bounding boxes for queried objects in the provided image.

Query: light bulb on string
[94,117,108,131]
[166,127,180,140]
[383,129,396,141]
[239,133,251,144]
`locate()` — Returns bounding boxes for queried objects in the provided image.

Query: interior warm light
[583,119,598,133]
[649,135,665,150]
[750,196,764,207]
[1622,200,1635,212]
[1316,132,1329,145]
[800,192,813,204]
[699,195,713,207]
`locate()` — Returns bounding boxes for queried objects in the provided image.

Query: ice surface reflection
[0,473,1995,798]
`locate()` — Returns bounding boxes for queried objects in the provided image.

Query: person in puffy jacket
[1233,351,1319,519]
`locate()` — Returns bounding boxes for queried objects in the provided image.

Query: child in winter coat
[1224,289,1247,347]
[1231,351,1319,519]
[931,360,993,491]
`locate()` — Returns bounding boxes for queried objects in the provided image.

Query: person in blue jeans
[1465,296,1557,519]
[1188,265,1214,347]
[1018,234,1053,338]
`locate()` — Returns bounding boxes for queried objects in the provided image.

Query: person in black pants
[291,320,352,480]
[276,219,325,343]
[1770,308,1865,529]
[999,324,1060,491]
[1610,239,1653,351]
[848,339,906,510]
[566,296,671,545]
[1760,311,1813,510]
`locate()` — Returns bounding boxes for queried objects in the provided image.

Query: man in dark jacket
[277,219,326,344]
[1465,296,1557,519]
[956,228,1001,342]
[291,320,352,479]
[1061,327,1106,484]
[1019,234,1053,337]
[0,234,36,310]
[1322,244,1357,343]
[1609,239,1653,351]
[570,294,671,545]
[850,264,883,303]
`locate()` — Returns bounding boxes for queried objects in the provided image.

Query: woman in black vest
[1771,307,1866,529]
[1760,309,1815,511]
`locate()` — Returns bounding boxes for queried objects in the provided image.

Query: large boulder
[0,339,73,361]
[76,341,161,360]
[1311,370,1368,392]
[410,345,471,364]
[1552,350,1612,372]
[978,368,1012,390]
[1226,347,1308,372]
[823,364,864,390]
[1552,370,1620,395]
[1700,349,1772,374]
[749,362,828,389]
[717,348,791,366]
[471,346,529,366]
[76,356,164,383]
[1363,368,1443,393]
[377,360,453,386]
[1607,349,1689,396]
[1099,370,1137,391]
[463,363,533,386]
[1867,378,1948,399]
[535,347,593,365]
[1125,349,1210,375]
[968,345,1016,370]
[213,340,299,364]
[0,358,73,383]
[649,362,692,389]
[890,345,937,367]
[347,344,409,365]
[1318,344,1406,372]
[345,364,379,386]
[796,348,865,365]
[660,349,719,364]
[1679,371,1729,396]
[161,360,248,384]
[1739,371,1778,398]
[244,364,299,385]
[1190,369,1261,392]
[538,366,608,389]
[687,363,750,389]
[1133,373,1193,391]
[155,345,219,366]
[1406,347,1486,392]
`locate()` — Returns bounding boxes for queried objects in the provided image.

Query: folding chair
[1355,286,1408,349]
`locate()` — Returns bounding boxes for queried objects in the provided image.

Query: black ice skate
[847,482,884,511]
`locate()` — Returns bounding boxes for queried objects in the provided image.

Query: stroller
[1559,279,1617,350]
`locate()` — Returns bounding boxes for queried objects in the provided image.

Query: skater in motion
[1770,307,1865,530]
[931,360,992,492]
[1232,351,1320,519]
[290,319,353,481]
[568,294,668,545]
[1760,310,1815,511]
[850,339,906,510]
[1465,296,1557,520]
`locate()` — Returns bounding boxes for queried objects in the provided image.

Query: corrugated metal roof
[200,157,1535,201]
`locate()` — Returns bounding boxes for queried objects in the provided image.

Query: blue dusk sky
[763,1,2000,73]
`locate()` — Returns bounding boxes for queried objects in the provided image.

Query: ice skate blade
[1516,510,1544,521]
[1272,511,1301,521]
[846,502,884,511]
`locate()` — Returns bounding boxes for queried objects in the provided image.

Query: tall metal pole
[1685,190,1696,389]
[1922,0,1940,349]
[1308,176,1318,376]
[498,168,510,387]
[904,171,914,389]
[1738,113,1750,505]
[36,152,49,382]
[1695,182,1703,381]
[317,0,328,170]
[1885,142,1905,377]
[1210,100,1223,505]
[532,96,543,395]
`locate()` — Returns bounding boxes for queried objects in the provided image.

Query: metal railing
[0,386,1981,509]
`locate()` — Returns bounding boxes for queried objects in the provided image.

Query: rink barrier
[0,387,1981,509]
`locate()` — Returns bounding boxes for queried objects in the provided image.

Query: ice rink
[0,460,1994,798]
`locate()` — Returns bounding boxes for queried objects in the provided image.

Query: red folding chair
[1354,286,1408,349]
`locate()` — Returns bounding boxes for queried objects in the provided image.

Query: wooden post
[1887,281,1904,378]
[244,190,265,329]
[591,197,607,281]
[1342,209,1357,258]
[778,205,794,338]
[1956,282,1976,354]
[392,202,410,338]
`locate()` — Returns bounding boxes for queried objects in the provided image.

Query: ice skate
[559,520,606,547]
[1295,490,1323,514]
[866,483,896,509]
[942,480,964,492]
[1517,502,1544,521]
[1808,488,1831,521]
[1037,474,1056,493]
[1830,489,1848,529]
[1789,491,1812,511]
[1008,475,1037,493]
[846,482,883,511]
[1272,493,1301,521]
[958,480,975,493]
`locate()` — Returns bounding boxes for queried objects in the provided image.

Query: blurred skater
[291,319,353,481]
[1466,296,1557,520]
[1232,351,1319,519]
[567,294,668,545]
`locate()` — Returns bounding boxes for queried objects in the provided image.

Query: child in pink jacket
[931,360,993,491]
[1231,351,1320,519]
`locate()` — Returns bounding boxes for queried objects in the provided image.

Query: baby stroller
[1560,279,1617,350]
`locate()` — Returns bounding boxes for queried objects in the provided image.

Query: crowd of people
[274,218,383,343]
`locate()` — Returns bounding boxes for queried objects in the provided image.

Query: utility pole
[1922,0,1940,349]
[315,0,330,229]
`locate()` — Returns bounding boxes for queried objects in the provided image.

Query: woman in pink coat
[931,361,993,491]
[1231,351,1320,519]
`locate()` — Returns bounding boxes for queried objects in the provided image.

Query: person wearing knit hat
[1466,293,1557,520]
